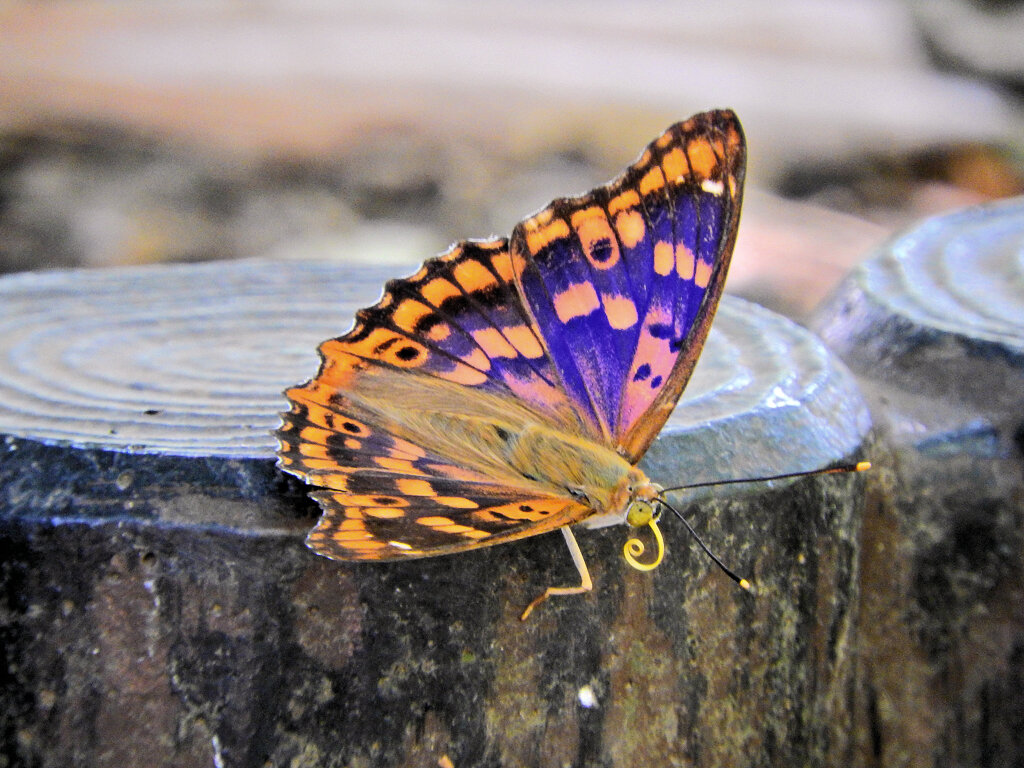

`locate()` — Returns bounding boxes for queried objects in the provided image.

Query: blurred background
[1,0,1021,319]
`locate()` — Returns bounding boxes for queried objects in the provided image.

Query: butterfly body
[277,110,746,608]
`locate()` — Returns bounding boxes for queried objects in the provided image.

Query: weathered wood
[811,196,1024,768]
[0,257,871,768]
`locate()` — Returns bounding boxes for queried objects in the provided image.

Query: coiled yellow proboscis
[623,517,665,572]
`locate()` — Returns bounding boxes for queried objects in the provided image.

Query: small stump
[812,196,1024,768]
[0,258,870,768]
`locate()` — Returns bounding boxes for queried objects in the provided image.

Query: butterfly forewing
[509,110,745,462]
[277,238,602,559]
[276,109,747,562]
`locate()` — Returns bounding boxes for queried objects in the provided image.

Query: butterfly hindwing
[278,378,591,560]
[509,109,745,461]
[306,484,586,560]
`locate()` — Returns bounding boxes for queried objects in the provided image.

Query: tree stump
[0,257,871,768]
[811,196,1024,768]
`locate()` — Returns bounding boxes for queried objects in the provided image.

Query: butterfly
[275,109,746,618]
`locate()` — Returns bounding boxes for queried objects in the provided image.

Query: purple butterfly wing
[509,109,746,462]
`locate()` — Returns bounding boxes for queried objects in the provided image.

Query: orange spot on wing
[435,496,480,509]
[489,248,515,281]
[654,242,674,276]
[503,324,544,359]
[315,474,351,491]
[687,138,718,178]
[552,282,601,322]
[332,530,375,542]
[296,425,332,446]
[695,259,713,288]
[602,294,639,330]
[375,457,426,475]
[338,494,410,507]
[457,528,490,540]
[365,507,405,519]
[726,124,742,150]
[344,540,389,552]
[434,523,486,538]
[472,327,518,359]
[298,443,331,461]
[437,363,489,386]
[407,264,430,283]
[417,516,454,527]
[425,322,451,342]
[640,166,665,195]
[453,259,498,292]
[461,347,492,371]
[392,438,426,459]
[661,147,689,183]
[396,478,435,496]
[615,210,646,249]
[338,518,367,531]
[608,189,639,215]
[421,278,462,306]
[571,207,620,270]
[676,244,695,280]
[391,299,432,331]
[524,217,571,253]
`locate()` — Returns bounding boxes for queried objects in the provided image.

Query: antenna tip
[855,461,872,472]
[739,578,753,591]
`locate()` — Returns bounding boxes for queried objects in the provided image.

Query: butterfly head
[624,480,664,529]
[605,468,662,526]
[596,470,667,572]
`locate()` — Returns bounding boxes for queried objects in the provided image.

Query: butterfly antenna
[657,495,752,592]
[659,461,871,495]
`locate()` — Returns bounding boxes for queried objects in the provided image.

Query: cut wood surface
[0,257,869,470]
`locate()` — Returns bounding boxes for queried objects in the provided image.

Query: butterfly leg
[520,526,593,620]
